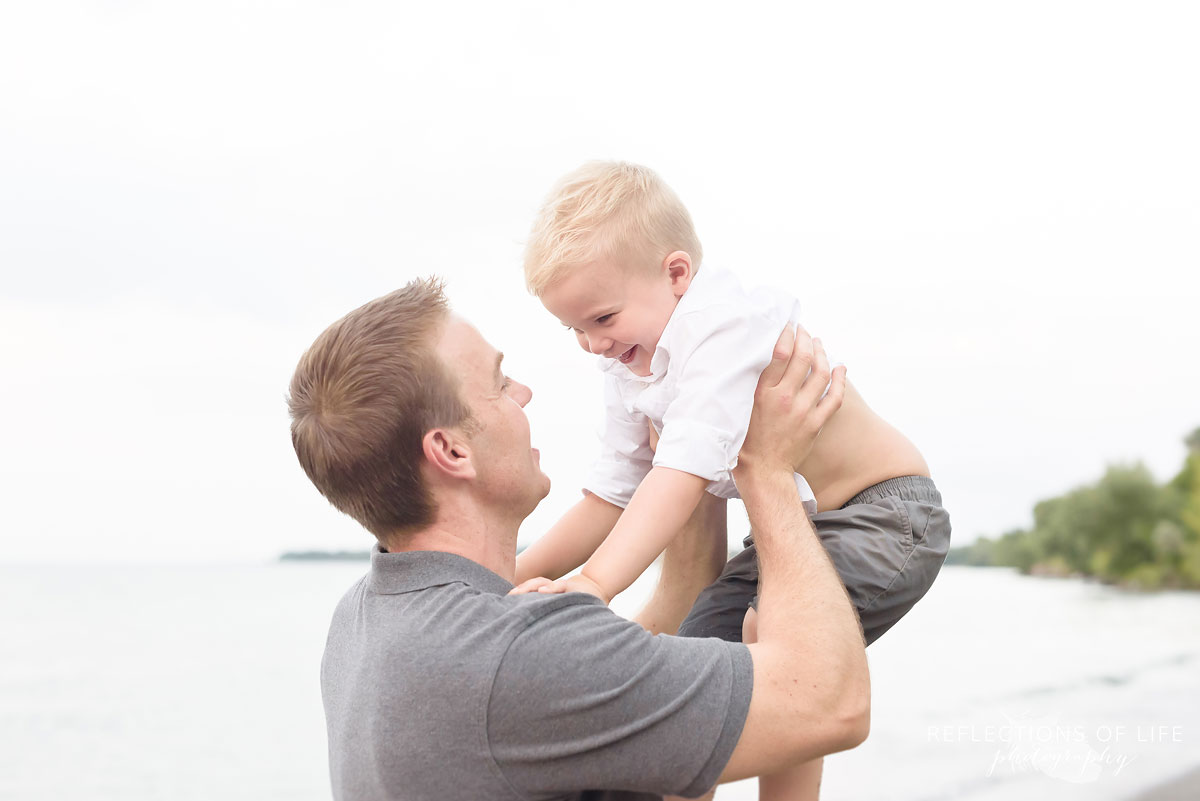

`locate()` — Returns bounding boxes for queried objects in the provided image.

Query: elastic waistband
[842,475,942,508]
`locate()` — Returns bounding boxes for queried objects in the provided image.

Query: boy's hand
[735,326,846,483]
[508,573,609,603]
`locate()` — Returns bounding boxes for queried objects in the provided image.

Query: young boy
[512,161,950,800]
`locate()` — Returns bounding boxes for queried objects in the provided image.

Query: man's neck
[380,507,520,583]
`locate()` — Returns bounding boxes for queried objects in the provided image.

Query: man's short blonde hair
[288,277,474,539]
[523,161,703,296]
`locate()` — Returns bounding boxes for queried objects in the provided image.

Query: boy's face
[539,254,689,377]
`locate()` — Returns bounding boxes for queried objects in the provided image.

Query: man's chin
[521,475,552,517]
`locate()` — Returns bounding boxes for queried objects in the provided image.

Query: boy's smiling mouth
[617,345,637,364]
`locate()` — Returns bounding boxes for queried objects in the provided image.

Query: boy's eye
[596,314,613,324]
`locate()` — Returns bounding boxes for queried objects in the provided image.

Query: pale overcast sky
[2,1,1197,562]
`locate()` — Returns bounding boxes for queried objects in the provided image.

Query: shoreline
[941,564,1200,594]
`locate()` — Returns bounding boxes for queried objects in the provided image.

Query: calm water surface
[2,564,1197,800]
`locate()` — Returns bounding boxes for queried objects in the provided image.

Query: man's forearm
[745,471,865,653]
[715,327,865,784]
[716,466,870,782]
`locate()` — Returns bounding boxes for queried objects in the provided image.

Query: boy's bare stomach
[796,380,929,512]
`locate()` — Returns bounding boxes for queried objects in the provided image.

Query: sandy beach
[1131,766,1200,800]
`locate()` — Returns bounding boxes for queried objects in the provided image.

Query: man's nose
[510,380,533,407]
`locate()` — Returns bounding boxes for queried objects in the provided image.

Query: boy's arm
[584,467,709,601]
[513,493,623,585]
[523,466,710,603]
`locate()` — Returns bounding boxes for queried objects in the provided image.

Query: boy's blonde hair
[523,161,703,296]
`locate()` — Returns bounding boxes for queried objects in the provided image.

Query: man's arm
[717,328,869,783]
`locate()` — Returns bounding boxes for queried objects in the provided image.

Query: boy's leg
[671,477,950,801]
[677,476,950,644]
[676,536,758,642]
[760,758,824,801]
[740,607,824,801]
[665,607,757,801]
[633,493,728,635]
[809,476,950,645]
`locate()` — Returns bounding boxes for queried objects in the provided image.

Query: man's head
[524,161,701,376]
[288,278,546,542]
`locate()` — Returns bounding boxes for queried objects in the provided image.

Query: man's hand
[734,326,845,484]
[508,573,609,603]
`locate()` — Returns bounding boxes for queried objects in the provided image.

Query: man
[288,277,869,800]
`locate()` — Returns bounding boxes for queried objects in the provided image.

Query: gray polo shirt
[321,548,754,800]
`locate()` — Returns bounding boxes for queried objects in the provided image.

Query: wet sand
[1130,766,1200,800]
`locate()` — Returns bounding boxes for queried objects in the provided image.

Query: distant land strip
[280,550,370,561]
[280,545,529,561]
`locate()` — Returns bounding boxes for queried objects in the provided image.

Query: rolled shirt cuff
[652,420,737,482]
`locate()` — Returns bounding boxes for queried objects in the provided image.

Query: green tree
[956,426,1200,590]
[1169,428,1200,586]
[991,528,1040,572]
[1001,464,1168,583]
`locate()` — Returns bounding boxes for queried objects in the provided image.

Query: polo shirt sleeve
[584,374,655,508]
[486,596,753,798]
[653,306,782,482]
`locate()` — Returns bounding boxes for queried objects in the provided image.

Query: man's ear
[421,428,476,481]
[662,250,694,297]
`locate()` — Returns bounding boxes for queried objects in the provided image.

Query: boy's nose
[586,335,611,355]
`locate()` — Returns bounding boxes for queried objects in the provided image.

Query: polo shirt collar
[367,545,513,597]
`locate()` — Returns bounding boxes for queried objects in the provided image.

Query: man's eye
[502,377,512,390]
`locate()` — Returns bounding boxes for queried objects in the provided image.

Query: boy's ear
[421,428,477,481]
[662,250,694,297]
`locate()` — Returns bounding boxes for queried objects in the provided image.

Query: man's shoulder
[326,571,620,654]
[493,592,750,698]
[486,597,756,799]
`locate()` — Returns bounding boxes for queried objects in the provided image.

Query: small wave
[973,652,1199,706]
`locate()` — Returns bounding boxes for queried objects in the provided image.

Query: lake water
[2,564,1197,800]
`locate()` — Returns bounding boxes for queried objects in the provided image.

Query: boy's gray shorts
[677,476,951,646]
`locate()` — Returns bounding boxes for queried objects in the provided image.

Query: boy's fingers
[508,577,553,595]
[537,580,569,594]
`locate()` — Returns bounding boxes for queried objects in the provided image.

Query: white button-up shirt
[584,266,819,514]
